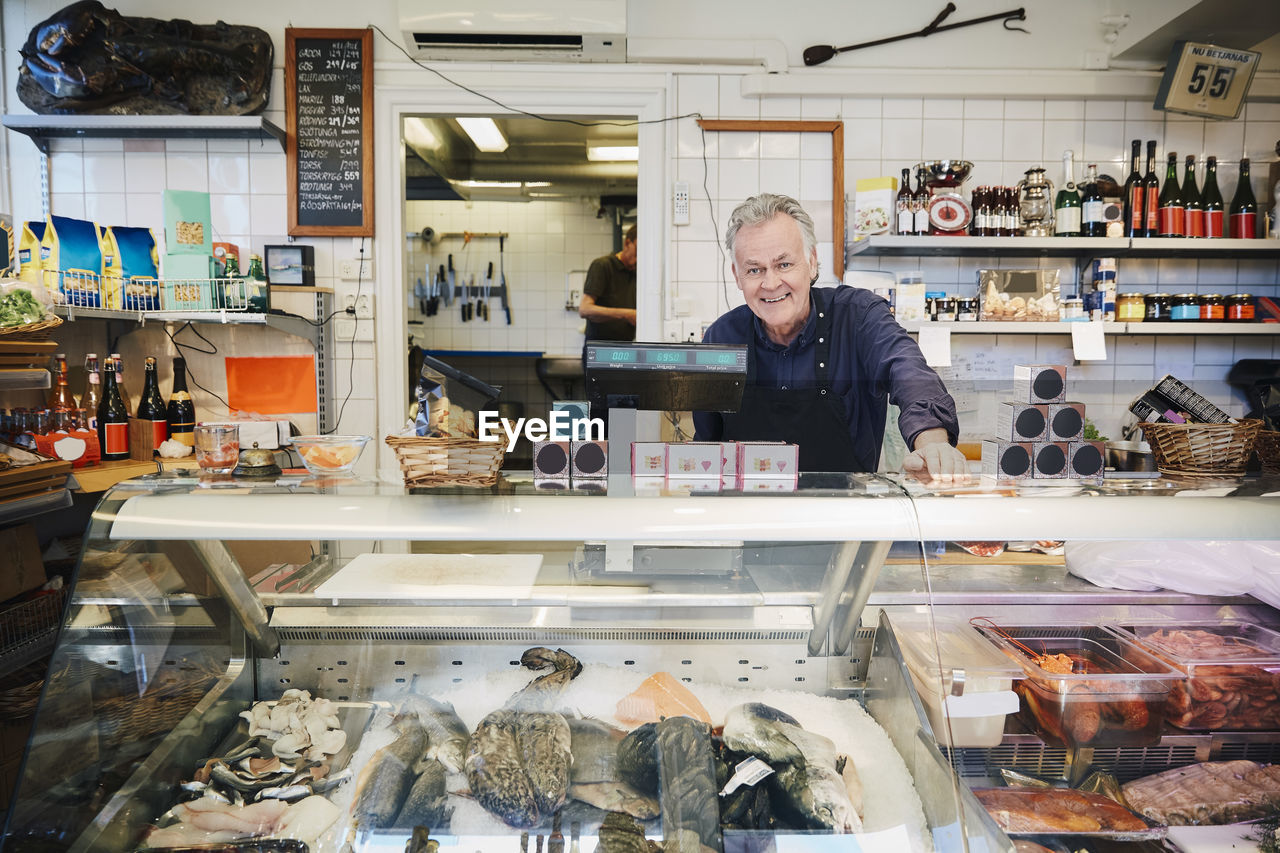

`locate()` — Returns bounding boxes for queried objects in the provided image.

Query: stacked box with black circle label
[983,365,1104,481]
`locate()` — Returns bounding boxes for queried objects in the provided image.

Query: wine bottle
[111,353,132,416]
[971,186,988,236]
[1054,150,1082,237]
[166,357,196,447]
[1230,157,1258,239]
[48,353,77,412]
[913,167,931,236]
[1123,140,1145,238]
[1203,156,1225,238]
[896,168,914,236]
[1183,155,1204,239]
[136,356,169,452]
[1142,140,1160,237]
[1081,164,1105,237]
[1157,152,1184,237]
[97,360,130,461]
[81,354,101,430]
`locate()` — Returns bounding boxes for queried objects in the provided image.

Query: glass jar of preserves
[956,296,978,321]
[1226,293,1255,322]
[1171,293,1201,321]
[1116,292,1146,322]
[936,297,957,322]
[1145,293,1172,321]
[1200,293,1225,321]
[1060,297,1085,320]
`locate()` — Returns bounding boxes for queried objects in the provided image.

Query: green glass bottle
[245,253,269,312]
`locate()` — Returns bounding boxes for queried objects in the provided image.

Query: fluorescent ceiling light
[458,180,522,188]
[457,117,508,153]
[524,181,552,188]
[402,118,439,150]
[587,145,638,161]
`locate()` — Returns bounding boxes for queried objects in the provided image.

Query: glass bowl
[292,435,370,475]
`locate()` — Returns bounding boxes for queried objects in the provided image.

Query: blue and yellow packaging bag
[42,215,106,308]
[0,216,13,275]
[103,226,161,311]
[17,221,46,287]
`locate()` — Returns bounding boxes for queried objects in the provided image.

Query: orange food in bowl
[300,444,359,468]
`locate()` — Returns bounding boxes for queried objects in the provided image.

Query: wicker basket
[1257,430,1280,477]
[386,435,505,487]
[0,316,63,342]
[1140,418,1263,477]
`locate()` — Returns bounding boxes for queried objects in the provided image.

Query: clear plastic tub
[1108,620,1280,731]
[890,613,1022,747]
[975,625,1177,749]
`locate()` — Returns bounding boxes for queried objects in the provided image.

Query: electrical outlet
[338,258,374,280]
[673,181,690,226]
[354,294,374,319]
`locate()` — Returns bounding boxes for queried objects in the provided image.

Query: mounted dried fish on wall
[18,0,272,115]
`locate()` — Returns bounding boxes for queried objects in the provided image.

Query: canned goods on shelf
[1171,293,1201,322]
[1226,293,1255,322]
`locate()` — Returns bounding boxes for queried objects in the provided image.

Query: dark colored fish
[394,757,450,830]
[568,717,625,783]
[616,722,660,796]
[352,712,429,829]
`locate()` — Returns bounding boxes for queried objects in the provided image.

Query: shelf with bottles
[46,267,266,317]
[850,235,1280,258]
[896,319,1278,335]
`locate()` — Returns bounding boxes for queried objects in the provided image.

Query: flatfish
[568,717,625,783]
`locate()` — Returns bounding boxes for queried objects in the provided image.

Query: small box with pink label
[631,442,668,476]
[666,442,723,478]
[736,442,799,487]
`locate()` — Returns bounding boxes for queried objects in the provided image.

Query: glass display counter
[3,472,1277,852]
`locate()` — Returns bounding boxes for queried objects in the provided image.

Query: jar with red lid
[1200,293,1225,321]
[1226,293,1255,322]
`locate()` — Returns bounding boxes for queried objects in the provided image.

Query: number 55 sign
[1155,41,1260,120]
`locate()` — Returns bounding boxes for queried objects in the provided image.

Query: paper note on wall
[226,355,318,415]
[917,325,952,367]
[1071,322,1108,361]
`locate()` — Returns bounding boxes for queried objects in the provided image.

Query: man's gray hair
[725,194,819,270]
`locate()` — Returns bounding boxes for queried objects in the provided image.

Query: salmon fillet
[615,672,711,727]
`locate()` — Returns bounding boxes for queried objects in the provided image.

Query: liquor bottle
[1054,150,1082,237]
[111,353,132,416]
[136,356,169,452]
[97,360,130,461]
[1203,155,1225,238]
[1081,164,1105,237]
[48,353,77,412]
[971,186,988,236]
[1230,157,1258,239]
[1157,152,1184,237]
[895,168,915,236]
[167,357,196,448]
[1123,140,1144,238]
[1183,155,1204,238]
[1142,140,1160,237]
[1004,186,1020,237]
[82,354,101,430]
[913,167,931,236]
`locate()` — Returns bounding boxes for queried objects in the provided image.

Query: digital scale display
[587,343,747,372]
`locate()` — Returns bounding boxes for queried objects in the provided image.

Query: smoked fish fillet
[615,672,711,727]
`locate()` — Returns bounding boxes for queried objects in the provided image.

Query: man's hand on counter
[903,428,971,486]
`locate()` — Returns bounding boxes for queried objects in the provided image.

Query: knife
[499,236,512,325]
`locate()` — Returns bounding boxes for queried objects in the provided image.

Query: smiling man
[692,193,967,483]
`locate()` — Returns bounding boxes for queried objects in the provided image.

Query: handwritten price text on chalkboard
[286,28,374,236]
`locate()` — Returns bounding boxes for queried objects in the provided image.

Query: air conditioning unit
[399,0,627,62]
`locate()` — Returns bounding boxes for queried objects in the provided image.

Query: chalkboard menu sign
[285,28,374,236]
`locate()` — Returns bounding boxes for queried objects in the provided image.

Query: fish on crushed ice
[401,694,470,774]
[351,712,429,829]
[616,722,660,797]
[568,780,659,819]
[394,756,451,830]
[721,703,805,766]
[567,717,625,784]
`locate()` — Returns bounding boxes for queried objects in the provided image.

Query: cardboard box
[996,402,1048,442]
[738,479,798,492]
[1032,442,1069,478]
[1068,440,1105,478]
[533,441,571,478]
[1047,402,1086,442]
[1013,364,1066,403]
[982,440,1033,480]
[852,176,897,241]
[720,442,737,479]
[631,442,667,476]
[0,524,44,603]
[737,442,799,481]
[667,442,722,478]
[571,440,608,479]
[1153,374,1231,424]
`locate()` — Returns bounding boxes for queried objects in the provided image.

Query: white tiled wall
[668,78,1280,441]
[404,199,615,356]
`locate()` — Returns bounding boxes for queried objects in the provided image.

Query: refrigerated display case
[3,472,1278,852]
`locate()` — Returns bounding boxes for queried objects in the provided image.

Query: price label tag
[719,756,775,796]
[1154,41,1260,120]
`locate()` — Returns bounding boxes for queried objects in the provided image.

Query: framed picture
[263,244,315,286]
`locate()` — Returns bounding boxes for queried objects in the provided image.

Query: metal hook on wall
[803,5,1029,66]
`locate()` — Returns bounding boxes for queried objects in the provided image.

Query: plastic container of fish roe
[974,624,1178,749]
[888,613,1022,748]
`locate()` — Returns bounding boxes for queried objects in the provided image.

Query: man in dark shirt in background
[579,224,637,341]
[693,194,968,483]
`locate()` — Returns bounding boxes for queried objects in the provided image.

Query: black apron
[720,289,868,473]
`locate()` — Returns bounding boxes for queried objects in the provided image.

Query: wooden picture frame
[696,119,846,280]
[285,28,374,237]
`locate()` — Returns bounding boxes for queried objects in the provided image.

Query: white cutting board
[313,553,544,599]
[1167,823,1262,852]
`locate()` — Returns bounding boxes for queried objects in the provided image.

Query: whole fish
[596,811,653,853]
[352,712,429,829]
[394,757,451,830]
[772,761,862,834]
[657,716,722,853]
[401,695,470,774]
[721,704,804,765]
[467,710,541,828]
[616,722,660,796]
[505,647,583,712]
[568,717,625,783]
[568,780,659,820]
